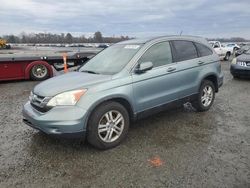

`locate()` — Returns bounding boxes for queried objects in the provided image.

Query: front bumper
[22,102,88,139]
[230,64,250,77]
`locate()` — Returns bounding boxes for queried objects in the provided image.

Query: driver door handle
[167,67,176,72]
[198,61,205,65]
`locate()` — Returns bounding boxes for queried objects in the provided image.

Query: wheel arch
[201,74,219,92]
[24,60,53,80]
[85,96,135,129]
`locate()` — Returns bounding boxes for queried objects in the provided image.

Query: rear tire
[30,64,49,81]
[87,102,130,150]
[192,80,215,112]
[224,52,230,61]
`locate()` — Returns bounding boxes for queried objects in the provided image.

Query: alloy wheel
[98,110,125,143]
[201,85,213,107]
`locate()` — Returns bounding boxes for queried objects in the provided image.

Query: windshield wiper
[81,70,100,74]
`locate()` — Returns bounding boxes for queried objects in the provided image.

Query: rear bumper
[230,64,250,77]
[22,102,88,139]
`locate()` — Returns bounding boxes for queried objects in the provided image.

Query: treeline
[2,32,249,44]
[207,37,250,42]
[1,31,131,44]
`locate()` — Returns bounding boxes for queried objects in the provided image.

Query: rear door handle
[167,67,176,72]
[198,61,205,65]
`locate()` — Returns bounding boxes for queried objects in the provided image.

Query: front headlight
[47,89,87,107]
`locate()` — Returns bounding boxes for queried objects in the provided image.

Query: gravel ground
[0,62,249,188]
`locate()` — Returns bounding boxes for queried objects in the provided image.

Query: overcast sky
[0,0,249,38]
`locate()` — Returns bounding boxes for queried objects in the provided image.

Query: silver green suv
[23,36,223,149]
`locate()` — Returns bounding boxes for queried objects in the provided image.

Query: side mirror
[135,62,153,73]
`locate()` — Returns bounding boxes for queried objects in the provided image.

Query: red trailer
[0,52,96,81]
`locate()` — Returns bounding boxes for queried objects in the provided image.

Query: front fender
[77,84,135,126]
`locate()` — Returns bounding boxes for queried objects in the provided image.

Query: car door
[169,40,202,98]
[132,41,180,113]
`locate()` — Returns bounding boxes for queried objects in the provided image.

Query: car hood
[33,72,112,97]
[237,54,250,62]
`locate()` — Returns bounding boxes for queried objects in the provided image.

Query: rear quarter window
[194,42,213,57]
[171,40,198,62]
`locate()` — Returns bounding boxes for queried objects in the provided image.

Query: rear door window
[194,42,213,57]
[171,40,198,62]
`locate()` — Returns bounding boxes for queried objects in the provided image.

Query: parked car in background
[235,44,250,57]
[23,36,223,149]
[209,41,233,60]
[98,44,109,48]
[226,43,240,51]
[231,49,250,78]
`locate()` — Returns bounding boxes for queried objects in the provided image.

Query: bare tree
[94,31,103,43]
[1,31,133,44]
[65,33,73,43]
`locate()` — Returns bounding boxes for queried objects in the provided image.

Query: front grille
[31,102,52,113]
[30,92,52,113]
[31,95,45,105]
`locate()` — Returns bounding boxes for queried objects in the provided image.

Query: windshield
[79,44,141,75]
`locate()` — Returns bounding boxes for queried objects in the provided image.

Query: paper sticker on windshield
[124,45,140,49]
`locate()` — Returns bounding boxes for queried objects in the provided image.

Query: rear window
[195,42,213,57]
[171,40,198,62]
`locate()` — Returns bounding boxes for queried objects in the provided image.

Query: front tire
[192,80,215,112]
[87,102,130,150]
